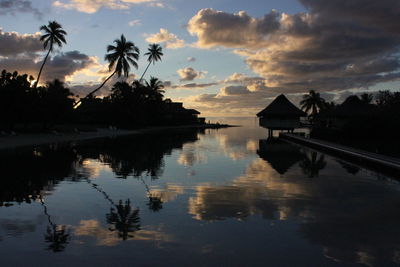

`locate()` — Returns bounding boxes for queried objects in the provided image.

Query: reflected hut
[257,139,305,175]
[257,94,307,136]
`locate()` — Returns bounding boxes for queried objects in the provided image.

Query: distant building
[163,102,204,125]
[257,94,307,135]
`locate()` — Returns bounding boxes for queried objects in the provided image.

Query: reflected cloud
[177,143,207,166]
[188,154,400,265]
[149,184,185,203]
[75,219,172,247]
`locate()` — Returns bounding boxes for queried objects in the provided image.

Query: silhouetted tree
[300,90,326,118]
[106,199,140,240]
[139,43,163,82]
[75,34,139,107]
[36,21,67,88]
[145,76,165,101]
[360,93,374,104]
[299,151,327,178]
[40,196,71,252]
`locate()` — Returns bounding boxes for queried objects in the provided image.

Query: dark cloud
[188,8,280,49]
[188,1,400,96]
[0,28,42,56]
[1,50,96,82]
[170,82,218,89]
[0,0,42,18]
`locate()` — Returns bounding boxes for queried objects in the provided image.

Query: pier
[280,133,400,176]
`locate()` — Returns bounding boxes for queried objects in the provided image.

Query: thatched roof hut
[257,94,307,118]
[257,94,306,132]
[332,95,374,117]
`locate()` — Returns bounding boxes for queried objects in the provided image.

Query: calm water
[1,118,400,266]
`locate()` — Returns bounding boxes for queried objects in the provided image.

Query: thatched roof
[257,94,307,117]
[332,95,374,117]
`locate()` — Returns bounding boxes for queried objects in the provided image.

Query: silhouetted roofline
[257,94,307,117]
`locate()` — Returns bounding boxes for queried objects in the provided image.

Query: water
[1,119,400,266]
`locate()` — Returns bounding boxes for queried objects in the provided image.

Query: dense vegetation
[0,21,200,132]
[300,90,400,156]
[0,69,200,131]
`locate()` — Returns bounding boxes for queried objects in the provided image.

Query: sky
[0,0,400,116]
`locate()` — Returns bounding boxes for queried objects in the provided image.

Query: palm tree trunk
[73,70,116,108]
[139,61,151,82]
[35,48,51,88]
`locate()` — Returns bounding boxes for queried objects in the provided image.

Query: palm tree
[145,76,165,101]
[139,43,163,82]
[36,21,67,88]
[300,90,326,118]
[360,93,373,104]
[74,34,139,108]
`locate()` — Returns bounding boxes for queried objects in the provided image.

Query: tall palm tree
[300,90,326,117]
[145,76,165,101]
[74,34,139,108]
[139,43,163,82]
[36,21,67,88]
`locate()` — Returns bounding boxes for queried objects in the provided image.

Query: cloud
[187,8,280,49]
[0,28,42,55]
[220,85,251,96]
[0,29,100,86]
[53,0,162,13]
[69,72,137,97]
[0,0,42,18]
[187,2,400,94]
[128,19,141,26]
[1,50,98,83]
[145,28,185,49]
[177,67,206,81]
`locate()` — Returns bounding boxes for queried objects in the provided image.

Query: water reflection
[299,151,327,178]
[1,125,400,266]
[257,138,305,175]
[106,199,141,241]
[189,138,400,266]
[39,196,71,252]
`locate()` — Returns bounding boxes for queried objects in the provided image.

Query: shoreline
[0,124,235,151]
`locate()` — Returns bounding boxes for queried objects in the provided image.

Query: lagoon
[0,118,399,266]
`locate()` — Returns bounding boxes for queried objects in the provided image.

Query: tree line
[0,20,195,132]
[300,89,400,156]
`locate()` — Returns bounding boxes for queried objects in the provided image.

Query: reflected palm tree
[139,177,163,212]
[299,151,327,178]
[36,21,67,88]
[84,178,141,240]
[106,199,140,240]
[39,195,70,252]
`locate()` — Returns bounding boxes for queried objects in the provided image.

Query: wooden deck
[280,133,400,176]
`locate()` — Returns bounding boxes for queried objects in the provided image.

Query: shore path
[0,124,228,151]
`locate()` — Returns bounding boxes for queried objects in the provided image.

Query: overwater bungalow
[257,94,307,136]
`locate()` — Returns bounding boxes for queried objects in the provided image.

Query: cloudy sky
[1,0,399,116]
